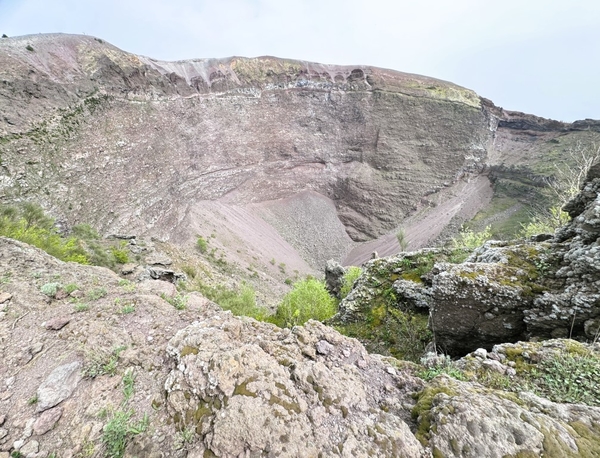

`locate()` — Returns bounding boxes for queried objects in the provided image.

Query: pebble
[473,348,488,359]
[316,340,334,355]
[482,359,506,373]
[44,316,71,330]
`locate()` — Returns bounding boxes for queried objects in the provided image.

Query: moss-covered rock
[415,372,600,457]
[332,248,469,360]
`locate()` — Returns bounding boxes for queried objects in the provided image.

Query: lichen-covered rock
[336,182,600,355]
[429,261,535,355]
[419,375,600,458]
[165,315,427,457]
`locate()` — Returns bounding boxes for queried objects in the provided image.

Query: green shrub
[111,246,129,264]
[196,236,208,254]
[529,352,600,405]
[271,277,337,328]
[193,281,268,320]
[72,223,100,240]
[83,346,126,378]
[26,44,34,52]
[40,282,61,297]
[452,225,492,249]
[0,203,89,264]
[64,283,79,294]
[396,228,409,251]
[73,302,89,312]
[340,266,362,299]
[161,292,188,310]
[87,287,107,301]
[102,408,148,458]
[520,206,570,238]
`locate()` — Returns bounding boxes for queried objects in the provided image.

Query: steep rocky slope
[1,33,597,277]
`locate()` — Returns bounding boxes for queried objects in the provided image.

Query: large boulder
[164,315,427,457]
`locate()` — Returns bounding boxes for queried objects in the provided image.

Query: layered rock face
[0,34,490,244]
[1,33,596,270]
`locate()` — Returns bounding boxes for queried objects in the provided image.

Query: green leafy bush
[529,352,600,405]
[40,282,61,297]
[452,225,492,249]
[111,246,129,264]
[396,228,409,251]
[340,266,362,299]
[0,203,89,264]
[161,292,188,310]
[196,236,208,254]
[64,283,79,294]
[193,281,268,320]
[271,277,337,328]
[87,287,107,301]
[520,206,570,238]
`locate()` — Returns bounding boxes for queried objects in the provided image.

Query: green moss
[431,447,445,458]
[180,346,199,357]
[565,340,591,356]
[268,394,302,414]
[400,270,423,283]
[504,452,542,458]
[233,377,258,397]
[412,382,457,446]
[502,346,535,374]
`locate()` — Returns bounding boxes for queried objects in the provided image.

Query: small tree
[196,236,208,254]
[521,141,600,237]
[396,228,409,251]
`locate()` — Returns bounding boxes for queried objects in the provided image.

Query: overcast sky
[1,0,599,122]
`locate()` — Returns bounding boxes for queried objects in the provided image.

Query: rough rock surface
[324,259,346,298]
[421,375,600,458]
[165,318,426,457]
[0,235,599,457]
[36,362,82,412]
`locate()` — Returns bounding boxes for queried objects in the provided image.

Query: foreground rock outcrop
[165,318,426,457]
[2,236,600,457]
